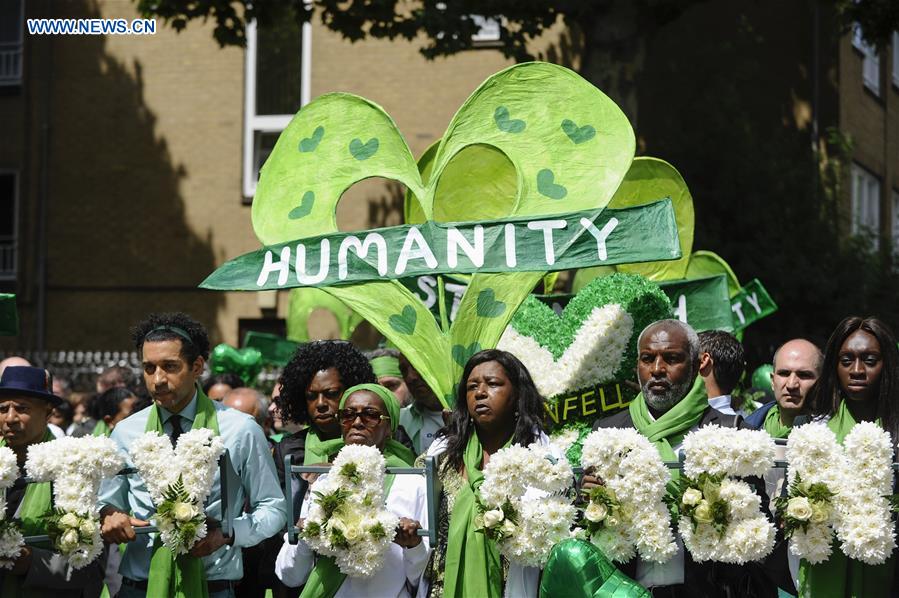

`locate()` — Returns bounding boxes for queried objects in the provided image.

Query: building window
[0,0,23,87]
[853,24,880,95]
[243,17,311,199]
[893,31,899,88]
[470,15,501,43]
[851,163,881,248]
[0,172,18,280]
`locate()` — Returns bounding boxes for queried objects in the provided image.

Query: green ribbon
[628,375,708,467]
[799,399,891,597]
[540,539,651,598]
[0,429,54,596]
[443,432,510,598]
[144,388,221,598]
[304,428,339,466]
[762,404,791,439]
[92,419,111,438]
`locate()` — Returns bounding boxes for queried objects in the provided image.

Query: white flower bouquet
[579,429,677,563]
[0,446,23,569]
[675,426,776,564]
[477,444,576,567]
[129,429,225,554]
[301,444,399,577]
[26,436,124,568]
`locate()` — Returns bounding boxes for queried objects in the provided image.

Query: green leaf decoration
[561,119,595,144]
[298,126,324,153]
[453,342,483,367]
[611,158,695,281]
[685,250,742,297]
[388,305,418,335]
[476,289,506,318]
[287,288,363,343]
[493,106,526,133]
[248,63,636,406]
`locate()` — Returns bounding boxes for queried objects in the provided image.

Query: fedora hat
[0,366,63,406]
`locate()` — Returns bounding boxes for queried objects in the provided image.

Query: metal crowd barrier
[284,455,439,547]
[22,451,237,545]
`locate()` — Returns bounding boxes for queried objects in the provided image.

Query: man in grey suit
[0,366,104,597]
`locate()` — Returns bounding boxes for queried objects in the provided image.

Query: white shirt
[275,469,431,597]
[708,395,737,416]
[421,432,559,598]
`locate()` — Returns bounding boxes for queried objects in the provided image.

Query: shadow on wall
[29,0,225,349]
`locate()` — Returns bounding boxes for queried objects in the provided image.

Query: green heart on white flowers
[249,63,636,405]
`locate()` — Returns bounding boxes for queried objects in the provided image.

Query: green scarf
[628,375,709,465]
[370,356,402,379]
[799,399,893,597]
[443,432,510,598]
[145,388,220,598]
[763,404,792,439]
[92,420,111,437]
[300,441,411,597]
[0,429,55,597]
[304,427,338,466]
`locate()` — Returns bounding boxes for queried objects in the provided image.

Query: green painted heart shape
[388,305,417,335]
[497,273,670,398]
[349,137,379,160]
[299,126,324,152]
[288,191,315,220]
[493,106,526,133]
[537,169,567,199]
[476,289,506,318]
[452,342,483,367]
[561,119,595,144]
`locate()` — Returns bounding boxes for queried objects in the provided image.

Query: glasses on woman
[338,408,390,428]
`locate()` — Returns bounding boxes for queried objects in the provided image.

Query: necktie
[169,414,183,446]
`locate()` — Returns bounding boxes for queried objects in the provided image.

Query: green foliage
[339,462,360,485]
[302,520,321,538]
[774,473,835,538]
[313,488,351,519]
[368,521,387,540]
[669,472,730,536]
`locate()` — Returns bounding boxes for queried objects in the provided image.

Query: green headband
[340,383,400,433]
[149,325,193,344]
[370,356,402,379]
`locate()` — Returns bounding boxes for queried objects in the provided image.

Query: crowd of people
[0,309,896,597]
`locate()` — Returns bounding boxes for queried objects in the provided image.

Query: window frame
[242,17,312,200]
[0,170,19,281]
[0,0,24,87]
[850,162,881,249]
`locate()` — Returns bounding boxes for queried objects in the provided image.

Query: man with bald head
[744,339,822,437]
[223,387,270,434]
[586,319,749,596]
[0,355,30,376]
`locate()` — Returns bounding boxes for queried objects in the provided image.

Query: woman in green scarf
[799,316,899,598]
[273,341,379,484]
[275,383,428,597]
[421,349,552,598]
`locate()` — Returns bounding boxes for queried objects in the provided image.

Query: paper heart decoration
[245,62,636,405]
[209,343,263,386]
[497,273,670,401]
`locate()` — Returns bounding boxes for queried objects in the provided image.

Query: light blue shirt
[98,392,287,581]
[708,394,737,416]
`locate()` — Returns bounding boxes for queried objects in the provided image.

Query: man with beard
[586,319,751,597]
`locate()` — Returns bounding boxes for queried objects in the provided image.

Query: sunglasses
[338,408,390,428]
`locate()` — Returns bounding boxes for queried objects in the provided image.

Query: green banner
[730,278,777,331]
[658,275,734,332]
[201,200,680,291]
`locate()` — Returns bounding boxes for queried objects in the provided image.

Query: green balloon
[752,364,773,391]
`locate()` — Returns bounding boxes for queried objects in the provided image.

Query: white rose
[344,525,362,543]
[482,508,504,529]
[786,497,813,522]
[682,488,703,507]
[810,502,830,524]
[693,500,714,524]
[501,520,516,535]
[79,519,97,536]
[172,501,199,523]
[59,529,80,552]
[584,501,608,523]
[59,513,80,529]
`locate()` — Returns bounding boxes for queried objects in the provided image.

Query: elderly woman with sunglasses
[275,384,426,597]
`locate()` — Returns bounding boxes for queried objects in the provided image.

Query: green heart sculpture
[540,539,651,598]
[247,62,636,405]
[497,273,670,407]
[209,343,263,386]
